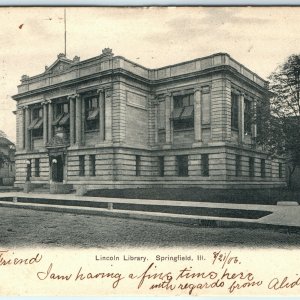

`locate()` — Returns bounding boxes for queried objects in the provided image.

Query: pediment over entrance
[44,53,80,75]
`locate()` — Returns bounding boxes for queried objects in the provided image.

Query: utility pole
[64,8,67,56]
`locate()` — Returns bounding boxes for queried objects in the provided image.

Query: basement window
[79,155,85,176]
[249,157,255,178]
[34,158,40,177]
[279,163,283,178]
[176,155,188,177]
[261,159,266,178]
[201,154,209,177]
[158,156,164,177]
[90,155,96,176]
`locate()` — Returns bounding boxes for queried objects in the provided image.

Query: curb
[0,200,299,232]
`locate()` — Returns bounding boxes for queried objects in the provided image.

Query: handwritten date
[212,250,240,269]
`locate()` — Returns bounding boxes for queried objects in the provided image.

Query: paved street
[0,207,300,248]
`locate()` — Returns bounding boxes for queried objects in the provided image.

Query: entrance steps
[31,183,50,194]
[26,183,74,194]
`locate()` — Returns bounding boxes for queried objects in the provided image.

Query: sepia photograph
[0,5,300,296]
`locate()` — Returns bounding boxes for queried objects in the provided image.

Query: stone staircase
[27,183,74,194]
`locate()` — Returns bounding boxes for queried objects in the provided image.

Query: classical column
[75,94,82,145]
[42,101,48,146]
[252,98,257,139]
[104,88,112,142]
[154,96,159,144]
[239,93,245,143]
[98,89,105,142]
[48,100,53,142]
[170,93,174,144]
[165,92,171,144]
[68,95,75,145]
[81,94,85,145]
[194,88,202,142]
[18,106,25,149]
[24,106,30,151]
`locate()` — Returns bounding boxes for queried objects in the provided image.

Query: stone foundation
[23,182,34,193]
[50,183,73,194]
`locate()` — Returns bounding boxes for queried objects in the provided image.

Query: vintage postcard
[0,5,300,296]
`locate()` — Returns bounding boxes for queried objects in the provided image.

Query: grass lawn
[86,187,300,205]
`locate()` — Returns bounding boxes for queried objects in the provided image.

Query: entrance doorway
[51,155,64,182]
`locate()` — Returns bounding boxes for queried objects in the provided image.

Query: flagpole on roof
[64,8,67,57]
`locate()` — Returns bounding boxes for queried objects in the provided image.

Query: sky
[1,6,300,142]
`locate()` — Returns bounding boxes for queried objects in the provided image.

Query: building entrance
[51,155,64,182]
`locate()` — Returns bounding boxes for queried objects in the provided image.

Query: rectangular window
[32,107,42,120]
[29,107,43,138]
[56,102,69,116]
[279,163,283,178]
[136,155,141,176]
[261,159,266,178]
[53,101,70,128]
[158,100,166,130]
[177,155,189,177]
[34,158,40,177]
[249,157,255,177]
[173,94,194,130]
[235,155,241,177]
[26,159,32,181]
[201,154,209,177]
[158,156,164,177]
[201,90,211,125]
[90,155,96,176]
[31,128,43,138]
[244,99,252,135]
[85,95,100,131]
[256,99,267,138]
[79,155,85,176]
[231,93,239,130]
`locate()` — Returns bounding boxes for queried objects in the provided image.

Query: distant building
[12,49,286,190]
[0,136,15,186]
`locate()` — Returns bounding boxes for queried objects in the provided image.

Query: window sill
[85,129,100,133]
[201,124,211,129]
[173,128,194,132]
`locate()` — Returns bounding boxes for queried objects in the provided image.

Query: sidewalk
[0,191,299,229]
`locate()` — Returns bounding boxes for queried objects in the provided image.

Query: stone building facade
[12,49,286,190]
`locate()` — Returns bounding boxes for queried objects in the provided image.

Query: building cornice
[13,52,268,101]
[12,65,268,101]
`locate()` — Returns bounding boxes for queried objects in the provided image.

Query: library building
[12,48,286,190]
